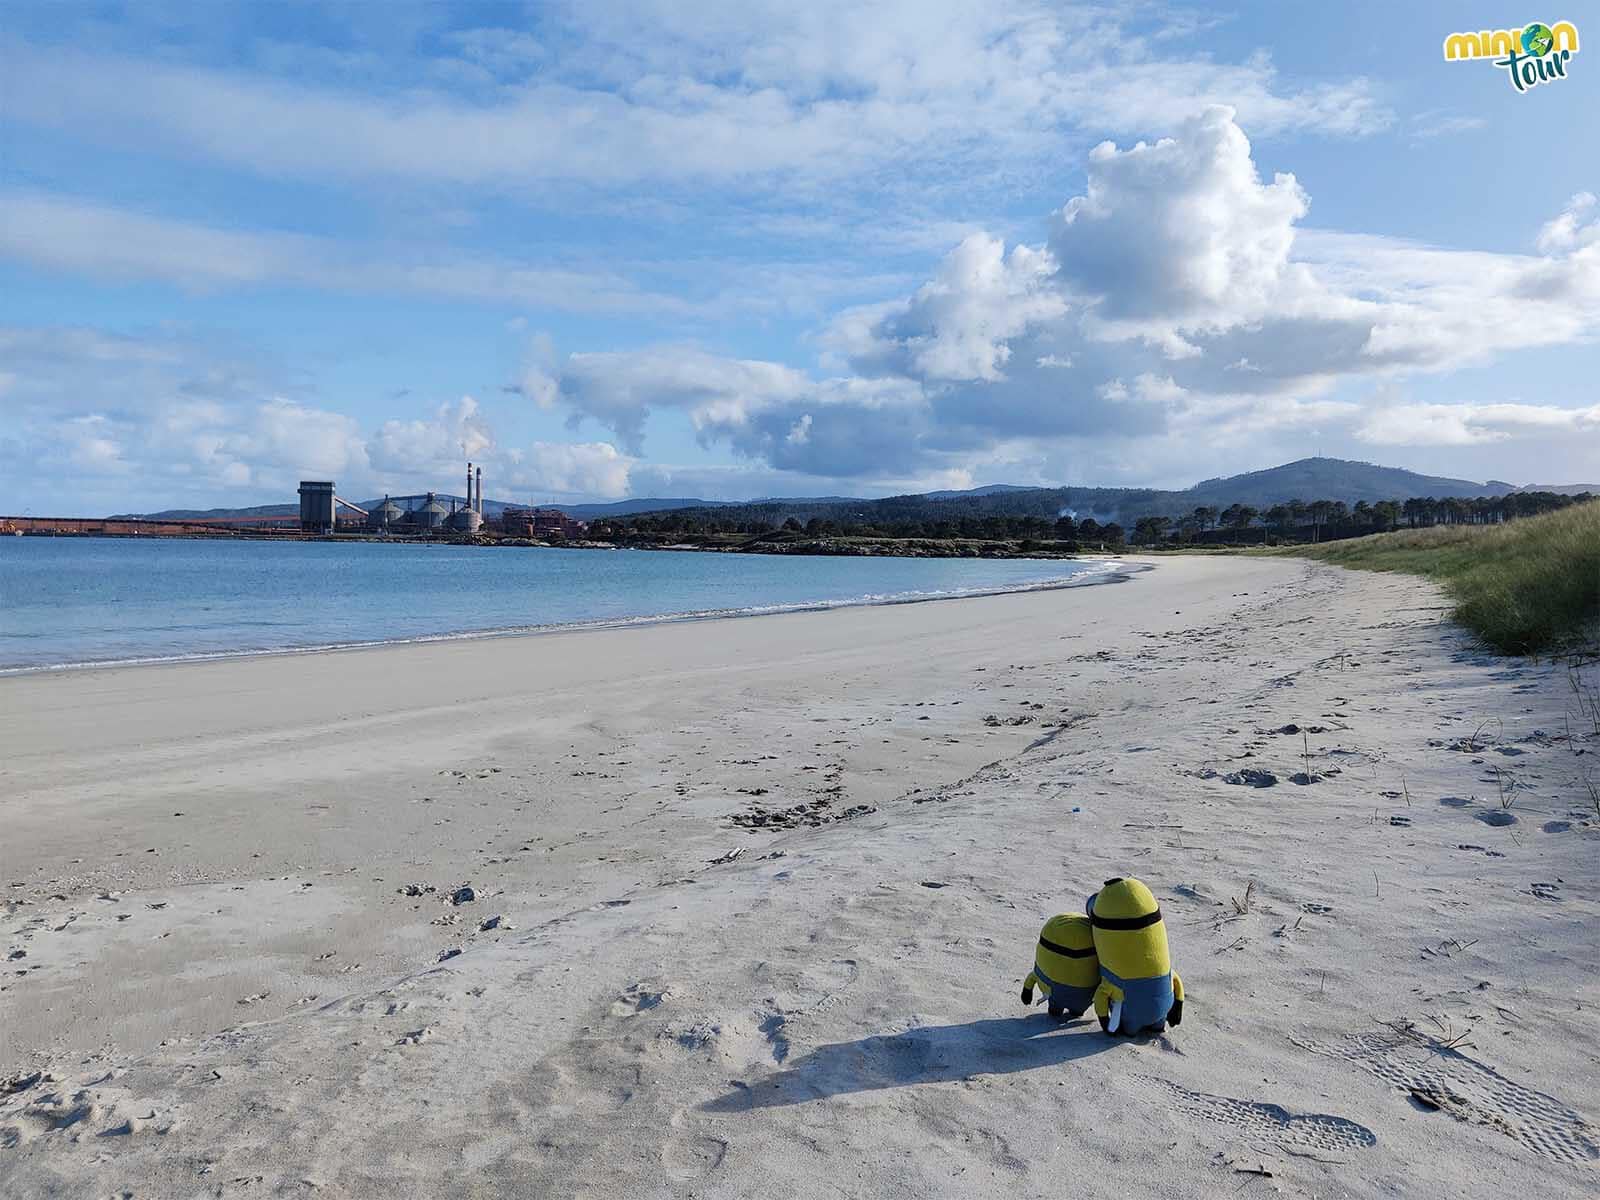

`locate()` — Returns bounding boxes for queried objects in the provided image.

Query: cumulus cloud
[505,442,633,499]
[369,396,495,476]
[835,234,1065,382]
[553,348,815,453]
[18,394,369,503]
[0,326,636,511]
[1050,106,1318,352]
[362,398,636,502]
[512,107,1600,487]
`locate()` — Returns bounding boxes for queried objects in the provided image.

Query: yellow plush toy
[1020,913,1098,1020]
[1086,877,1184,1035]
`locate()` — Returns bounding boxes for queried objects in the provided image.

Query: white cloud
[0,190,698,315]
[0,8,1387,199]
[0,326,634,511]
[60,415,128,472]
[554,347,815,452]
[1409,110,1487,140]
[837,233,1066,382]
[19,395,369,502]
[513,107,1600,485]
[506,442,633,499]
[1356,402,1600,447]
[1051,106,1316,347]
[369,396,495,476]
[1536,192,1599,254]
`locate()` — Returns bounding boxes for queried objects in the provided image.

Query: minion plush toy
[1086,877,1184,1036]
[1020,913,1098,1020]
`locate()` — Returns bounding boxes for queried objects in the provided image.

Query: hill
[1179,458,1492,508]
[604,458,1527,529]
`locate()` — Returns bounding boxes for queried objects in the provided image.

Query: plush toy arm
[1093,980,1124,1032]
[1168,970,1185,1026]
[1021,971,1037,1006]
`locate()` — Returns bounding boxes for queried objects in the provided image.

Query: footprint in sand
[1147,1078,1376,1155]
[661,1132,728,1180]
[610,984,668,1017]
[753,958,859,1018]
[1291,1029,1599,1164]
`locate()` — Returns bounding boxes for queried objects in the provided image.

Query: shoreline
[2,527,1102,559]
[0,556,1138,677]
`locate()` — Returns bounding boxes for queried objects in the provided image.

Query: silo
[414,492,448,531]
[368,497,404,532]
[449,505,483,533]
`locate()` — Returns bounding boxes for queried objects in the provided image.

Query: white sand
[1,555,1595,1197]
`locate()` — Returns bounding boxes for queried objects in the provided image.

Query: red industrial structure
[501,507,588,539]
[0,515,304,536]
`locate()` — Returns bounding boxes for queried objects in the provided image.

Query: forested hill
[609,458,1510,529]
[1180,459,1497,509]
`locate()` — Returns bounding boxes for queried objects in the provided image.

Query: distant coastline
[0,525,1100,560]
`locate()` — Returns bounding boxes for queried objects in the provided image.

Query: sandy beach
[1,554,1595,1197]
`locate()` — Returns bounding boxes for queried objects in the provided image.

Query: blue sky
[1,1,1596,513]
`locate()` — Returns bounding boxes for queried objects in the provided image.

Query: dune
[1,555,1595,1197]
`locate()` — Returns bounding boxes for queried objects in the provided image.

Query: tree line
[590,511,1130,546]
[1128,490,1591,546]
[588,489,1589,548]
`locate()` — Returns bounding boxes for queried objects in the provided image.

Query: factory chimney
[475,466,483,514]
[466,461,473,512]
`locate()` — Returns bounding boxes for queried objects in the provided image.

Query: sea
[0,537,1121,673]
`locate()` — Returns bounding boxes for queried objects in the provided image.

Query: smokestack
[475,467,483,514]
[467,461,473,512]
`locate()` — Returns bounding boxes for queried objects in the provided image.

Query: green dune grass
[1281,501,1599,655]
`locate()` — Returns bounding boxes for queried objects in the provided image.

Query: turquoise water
[0,537,1119,672]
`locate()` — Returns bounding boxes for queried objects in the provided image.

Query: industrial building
[501,506,587,540]
[294,462,587,540]
[359,462,487,533]
[297,481,368,533]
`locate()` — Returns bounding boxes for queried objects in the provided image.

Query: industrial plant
[296,462,588,540]
[298,463,487,534]
[1,461,588,540]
